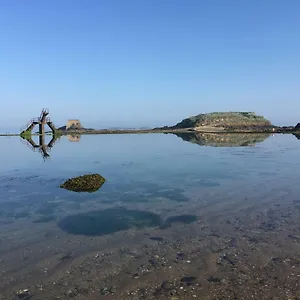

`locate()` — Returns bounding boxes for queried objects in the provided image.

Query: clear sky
[0,0,299,132]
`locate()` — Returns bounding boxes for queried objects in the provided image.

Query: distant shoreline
[5,111,298,137]
[1,127,300,137]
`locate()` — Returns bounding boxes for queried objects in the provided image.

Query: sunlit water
[1,133,300,298]
[1,133,300,229]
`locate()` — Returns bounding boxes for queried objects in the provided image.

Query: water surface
[1,133,300,299]
[1,133,299,222]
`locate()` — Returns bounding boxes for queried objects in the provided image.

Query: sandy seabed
[1,180,300,300]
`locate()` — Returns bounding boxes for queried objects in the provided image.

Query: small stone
[207,276,221,283]
[150,236,163,241]
[66,290,77,297]
[181,276,197,284]
[16,290,30,300]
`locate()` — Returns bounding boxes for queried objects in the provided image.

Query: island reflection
[173,132,271,147]
[293,133,300,140]
[67,134,81,142]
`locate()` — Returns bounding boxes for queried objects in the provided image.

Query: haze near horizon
[0,0,299,133]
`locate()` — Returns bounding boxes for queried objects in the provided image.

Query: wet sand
[1,186,300,300]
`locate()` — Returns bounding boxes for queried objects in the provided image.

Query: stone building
[66,119,82,130]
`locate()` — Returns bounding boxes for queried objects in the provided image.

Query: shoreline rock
[60,174,106,193]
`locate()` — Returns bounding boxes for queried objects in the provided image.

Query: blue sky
[0,0,299,132]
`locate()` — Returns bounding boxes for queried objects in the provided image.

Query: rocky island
[157,112,274,133]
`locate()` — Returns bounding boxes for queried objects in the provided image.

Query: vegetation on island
[170,112,272,131]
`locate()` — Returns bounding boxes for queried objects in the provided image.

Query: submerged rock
[60,174,105,193]
[181,276,197,284]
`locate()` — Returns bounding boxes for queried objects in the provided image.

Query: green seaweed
[60,173,106,193]
[172,112,272,129]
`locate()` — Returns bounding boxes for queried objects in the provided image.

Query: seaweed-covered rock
[60,174,105,192]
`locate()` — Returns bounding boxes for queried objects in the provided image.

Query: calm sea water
[0,133,300,231]
[1,132,300,298]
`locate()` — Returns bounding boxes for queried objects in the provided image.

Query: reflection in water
[173,132,270,147]
[58,208,162,236]
[67,134,81,142]
[118,185,189,203]
[2,134,300,299]
[160,214,197,229]
[293,133,300,140]
[33,215,56,223]
[0,176,198,224]
[20,134,60,160]
[165,214,197,224]
[57,207,198,236]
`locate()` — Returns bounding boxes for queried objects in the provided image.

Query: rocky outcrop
[58,119,91,131]
[57,123,94,132]
[167,112,272,132]
[60,174,106,193]
[276,124,300,133]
